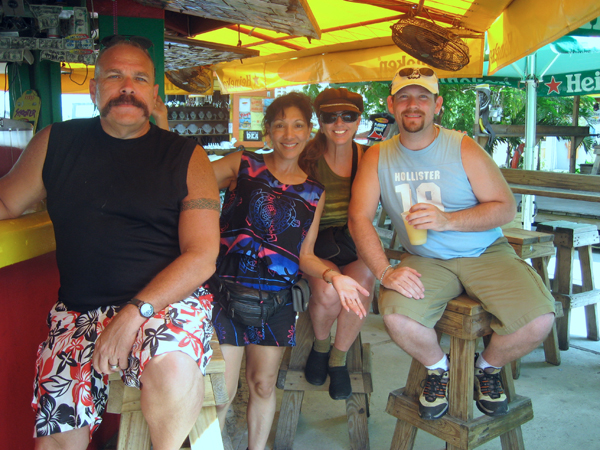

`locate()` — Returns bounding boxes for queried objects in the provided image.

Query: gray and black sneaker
[418,368,449,420]
[474,366,508,416]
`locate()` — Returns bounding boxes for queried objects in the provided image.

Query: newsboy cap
[314,88,364,113]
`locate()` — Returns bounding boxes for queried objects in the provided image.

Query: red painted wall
[0,252,118,449]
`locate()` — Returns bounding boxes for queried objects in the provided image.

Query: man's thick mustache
[100,94,150,118]
[402,109,426,117]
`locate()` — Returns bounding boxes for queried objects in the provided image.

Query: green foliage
[438,84,476,135]
[302,84,322,99]
[490,88,597,156]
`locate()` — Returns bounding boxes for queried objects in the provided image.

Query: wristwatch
[129,298,155,318]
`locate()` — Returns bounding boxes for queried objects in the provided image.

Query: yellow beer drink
[401,211,427,245]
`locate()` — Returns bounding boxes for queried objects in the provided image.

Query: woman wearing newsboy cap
[299,88,375,400]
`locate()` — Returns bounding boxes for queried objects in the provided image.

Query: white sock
[476,353,501,371]
[425,354,449,372]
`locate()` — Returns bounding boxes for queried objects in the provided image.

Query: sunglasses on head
[397,67,435,78]
[100,35,153,50]
[320,110,360,124]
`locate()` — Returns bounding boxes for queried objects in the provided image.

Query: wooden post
[569,95,580,173]
[592,144,600,175]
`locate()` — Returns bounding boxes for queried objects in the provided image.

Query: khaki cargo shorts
[379,238,555,335]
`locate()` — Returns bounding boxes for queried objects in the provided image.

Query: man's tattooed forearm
[181,198,221,211]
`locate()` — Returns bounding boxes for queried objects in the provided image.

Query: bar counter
[0,211,55,269]
[0,212,122,450]
[0,212,58,449]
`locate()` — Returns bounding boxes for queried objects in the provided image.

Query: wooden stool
[106,336,228,450]
[386,295,533,450]
[502,228,563,376]
[275,311,373,450]
[536,221,600,350]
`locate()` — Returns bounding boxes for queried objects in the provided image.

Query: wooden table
[501,169,600,203]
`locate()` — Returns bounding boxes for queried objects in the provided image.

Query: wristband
[379,264,393,285]
[322,267,334,284]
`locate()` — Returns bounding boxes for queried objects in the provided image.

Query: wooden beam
[164,36,260,57]
[225,25,305,51]
[344,0,462,26]
[165,11,228,37]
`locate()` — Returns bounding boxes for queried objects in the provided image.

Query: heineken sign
[439,70,600,97]
[539,70,600,96]
[439,77,521,89]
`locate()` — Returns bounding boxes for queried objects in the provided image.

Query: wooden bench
[500,168,600,203]
[106,335,228,450]
[386,295,533,450]
[275,311,373,450]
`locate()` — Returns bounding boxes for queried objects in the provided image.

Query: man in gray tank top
[0,38,221,449]
[349,67,555,420]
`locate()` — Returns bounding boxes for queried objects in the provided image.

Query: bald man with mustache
[0,38,221,450]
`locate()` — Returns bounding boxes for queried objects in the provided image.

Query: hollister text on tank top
[378,127,502,260]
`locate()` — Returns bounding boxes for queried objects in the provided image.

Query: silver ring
[109,364,119,370]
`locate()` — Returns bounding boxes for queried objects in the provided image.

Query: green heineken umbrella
[485,19,600,228]
[489,20,600,97]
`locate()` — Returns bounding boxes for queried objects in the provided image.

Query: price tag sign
[13,90,41,132]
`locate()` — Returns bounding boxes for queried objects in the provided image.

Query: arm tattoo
[181,198,221,212]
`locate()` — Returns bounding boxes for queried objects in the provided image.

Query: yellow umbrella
[3,0,598,94]
[192,0,600,93]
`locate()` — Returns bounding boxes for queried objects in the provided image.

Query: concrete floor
[224,251,600,450]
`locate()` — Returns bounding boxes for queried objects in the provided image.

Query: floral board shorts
[32,288,214,439]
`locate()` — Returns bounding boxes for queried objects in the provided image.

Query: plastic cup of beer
[401,211,427,245]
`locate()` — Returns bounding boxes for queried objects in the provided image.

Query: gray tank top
[378,127,502,259]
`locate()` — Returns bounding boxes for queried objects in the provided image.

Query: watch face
[139,302,154,318]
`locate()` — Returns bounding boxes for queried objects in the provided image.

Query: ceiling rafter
[344,0,466,26]
[234,11,464,51]
[225,25,306,51]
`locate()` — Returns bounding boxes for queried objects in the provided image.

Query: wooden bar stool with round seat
[385,295,533,450]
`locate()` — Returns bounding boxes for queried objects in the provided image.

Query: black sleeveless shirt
[42,118,196,312]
